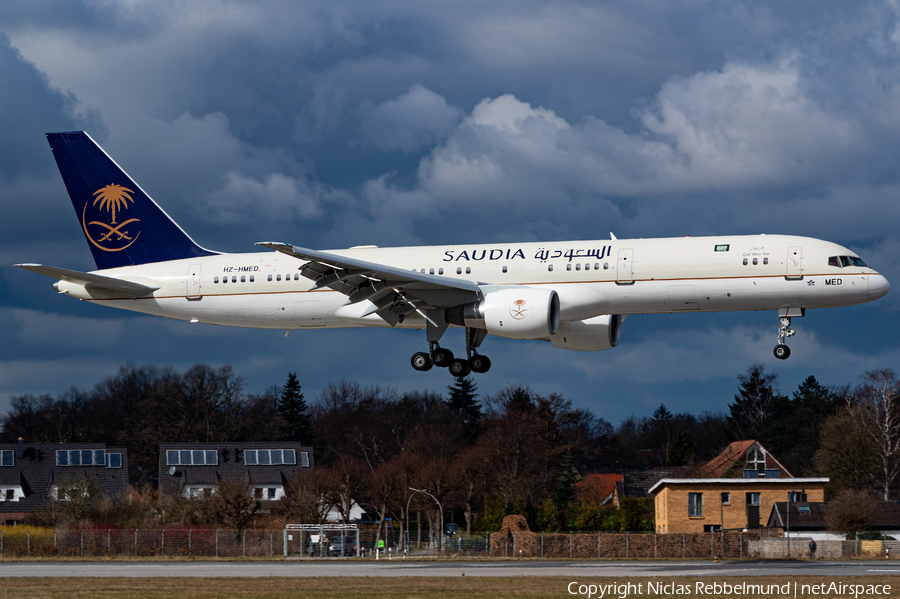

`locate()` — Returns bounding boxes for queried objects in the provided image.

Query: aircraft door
[786,246,802,280]
[294,301,326,327]
[667,285,699,311]
[616,248,634,285]
[186,264,202,300]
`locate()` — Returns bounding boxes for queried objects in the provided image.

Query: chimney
[17,437,24,459]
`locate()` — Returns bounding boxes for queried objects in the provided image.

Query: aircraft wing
[14,264,159,297]
[255,242,482,325]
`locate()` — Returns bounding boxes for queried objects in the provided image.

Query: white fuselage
[55,234,888,335]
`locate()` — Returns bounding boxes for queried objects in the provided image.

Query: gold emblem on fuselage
[82,183,141,252]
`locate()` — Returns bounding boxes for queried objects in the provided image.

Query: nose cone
[868,274,891,302]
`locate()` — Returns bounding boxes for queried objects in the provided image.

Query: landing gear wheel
[449,358,471,377]
[431,347,454,368]
[411,352,434,371]
[773,345,791,360]
[469,354,492,374]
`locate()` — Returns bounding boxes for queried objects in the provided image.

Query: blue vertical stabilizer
[46,131,217,270]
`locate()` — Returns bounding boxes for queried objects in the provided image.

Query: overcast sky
[2,0,898,424]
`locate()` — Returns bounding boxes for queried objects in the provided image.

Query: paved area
[0,560,897,577]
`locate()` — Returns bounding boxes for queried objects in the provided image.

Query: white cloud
[360,84,462,152]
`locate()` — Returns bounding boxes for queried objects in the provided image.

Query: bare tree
[853,369,900,499]
[825,489,876,534]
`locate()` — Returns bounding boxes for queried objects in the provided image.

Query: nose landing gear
[773,308,803,360]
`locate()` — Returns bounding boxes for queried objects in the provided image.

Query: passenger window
[457,267,462,275]
[267,274,273,281]
[566,264,572,271]
[250,275,254,282]
[603,263,609,270]
[763,258,768,265]
[439,268,444,275]
[214,277,219,284]
[548,264,554,272]
[241,276,246,282]
[502,266,508,273]
[828,256,840,267]
[594,263,599,270]
[752,258,758,265]
[429,268,434,275]
[276,274,281,281]
[575,263,581,271]
[232,276,237,283]
[421,269,425,273]
[466,267,471,274]
[743,258,748,265]
[840,256,852,267]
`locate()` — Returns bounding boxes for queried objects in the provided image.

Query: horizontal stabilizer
[14,264,159,297]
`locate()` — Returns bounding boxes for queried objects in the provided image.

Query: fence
[489,531,759,559]
[0,528,281,558]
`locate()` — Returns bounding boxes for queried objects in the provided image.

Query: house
[158,442,313,502]
[576,473,622,506]
[0,439,128,525]
[650,477,828,534]
[766,501,900,540]
[649,439,827,534]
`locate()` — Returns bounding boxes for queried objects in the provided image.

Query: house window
[747,447,766,472]
[166,449,218,466]
[244,449,297,466]
[703,525,722,532]
[0,450,13,467]
[301,452,310,467]
[797,505,811,514]
[746,492,761,507]
[56,449,105,466]
[3,489,13,501]
[721,492,730,505]
[689,493,703,517]
[788,491,807,502]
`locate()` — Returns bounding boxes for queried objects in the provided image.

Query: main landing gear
[773,308,804,360]
[411,328,492,377]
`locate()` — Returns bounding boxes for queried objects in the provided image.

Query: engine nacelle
[446,287,559,340]
[549,314,622,351]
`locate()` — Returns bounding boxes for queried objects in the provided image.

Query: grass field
[0,577,897,598]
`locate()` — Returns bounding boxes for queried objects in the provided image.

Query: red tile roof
[576,473,622,505]
[704,440,758,477]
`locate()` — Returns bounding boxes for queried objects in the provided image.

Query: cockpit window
[829,255,868,268]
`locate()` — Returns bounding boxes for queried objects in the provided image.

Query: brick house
[649,439,825,534]
[650,477,828,534]
[158,442,313,502]
[0,439,128,525]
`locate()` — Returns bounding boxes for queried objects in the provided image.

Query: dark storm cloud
[1,0,898,419]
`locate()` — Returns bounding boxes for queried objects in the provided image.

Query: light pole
[786,490,794,558]
[408,487,444,553]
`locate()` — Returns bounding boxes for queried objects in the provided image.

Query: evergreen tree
[445,376,482,436]
[667,430,695,466]
[554,448,579,508]
[728,364,784,439]
[277,372,312,444]
[536,496,560,531]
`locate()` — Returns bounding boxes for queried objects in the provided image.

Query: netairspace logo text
[566,581,892,598]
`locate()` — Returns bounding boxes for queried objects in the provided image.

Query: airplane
[15,131,891,377]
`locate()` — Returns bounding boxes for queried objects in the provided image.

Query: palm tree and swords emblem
[510,298,527,320]
[81,183,141,252]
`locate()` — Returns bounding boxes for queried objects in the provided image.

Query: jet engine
[446,287,559,340]
[549,314,622,351]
